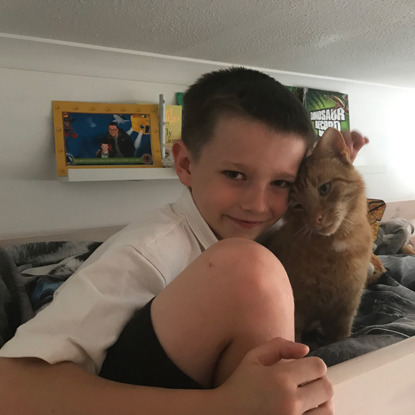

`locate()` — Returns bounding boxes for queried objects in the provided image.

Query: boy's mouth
[228,216,267,229]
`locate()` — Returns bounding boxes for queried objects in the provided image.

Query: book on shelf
[159,100,182,167]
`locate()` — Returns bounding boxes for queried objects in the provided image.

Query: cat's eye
[319,182,331,196]
[292,203,303,211]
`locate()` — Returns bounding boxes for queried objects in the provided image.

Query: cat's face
[285,128,364,236]
[288,158,361,235]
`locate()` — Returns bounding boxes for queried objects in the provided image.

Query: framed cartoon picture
[53,101,162,177]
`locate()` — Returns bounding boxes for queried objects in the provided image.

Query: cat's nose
[315,214,323,225]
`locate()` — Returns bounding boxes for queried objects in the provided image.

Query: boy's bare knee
[204,238,293,306]
[154,237,294,342]
[206,238,280,270]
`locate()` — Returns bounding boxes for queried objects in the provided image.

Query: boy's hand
[342,130,369,163]
[218,337,334,414]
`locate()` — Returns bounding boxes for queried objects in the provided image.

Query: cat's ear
[313,127,351,163]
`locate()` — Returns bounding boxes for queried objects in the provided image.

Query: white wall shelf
[61,167,178,182]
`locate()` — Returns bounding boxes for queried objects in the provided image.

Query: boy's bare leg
[0,237,333,414]
[151,237,295,387]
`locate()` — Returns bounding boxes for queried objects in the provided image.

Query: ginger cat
[268,127,373,344]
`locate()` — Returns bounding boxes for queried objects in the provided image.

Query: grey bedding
[0,241,101,346]
[309,255,415,366]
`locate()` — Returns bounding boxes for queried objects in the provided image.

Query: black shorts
[99,298,203,389]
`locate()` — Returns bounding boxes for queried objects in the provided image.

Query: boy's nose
[240,186,268,213]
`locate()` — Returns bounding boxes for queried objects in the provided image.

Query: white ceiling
[1,0,415,89]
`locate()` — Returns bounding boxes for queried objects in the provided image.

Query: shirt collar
[174,186,218,250]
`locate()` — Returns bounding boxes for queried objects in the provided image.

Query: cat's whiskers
[342,216,356,227]
[305,228,314,241]
[292,226,305,239]
[294,224,314,241]
[294,224,311,239]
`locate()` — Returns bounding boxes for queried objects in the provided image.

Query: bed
[0,203,414,414]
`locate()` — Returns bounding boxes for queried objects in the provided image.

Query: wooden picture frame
[53,101,162,177]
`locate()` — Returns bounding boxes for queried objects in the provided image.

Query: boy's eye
[272,180,291,188]
[223,170,244,180]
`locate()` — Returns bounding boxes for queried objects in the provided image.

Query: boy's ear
[172,140,192,187]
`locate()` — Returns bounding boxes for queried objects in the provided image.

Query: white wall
[1,35,415,238]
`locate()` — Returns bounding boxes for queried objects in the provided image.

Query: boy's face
[175,116,307,240]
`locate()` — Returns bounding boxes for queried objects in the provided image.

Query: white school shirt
[0,187,218,374]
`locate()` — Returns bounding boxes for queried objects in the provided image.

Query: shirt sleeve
[0,244,166,374]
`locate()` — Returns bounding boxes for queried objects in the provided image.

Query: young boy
[0,67,367,414]
[96,137,115,158]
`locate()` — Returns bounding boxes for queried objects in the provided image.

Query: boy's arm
[0,338,333,415]
[0,357,218,415]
